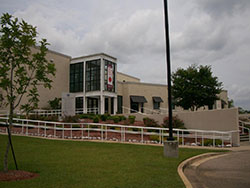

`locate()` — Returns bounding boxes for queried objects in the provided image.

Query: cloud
[1,0,250,109]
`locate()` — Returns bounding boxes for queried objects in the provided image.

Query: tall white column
[83,96,87,113]
[100,95,105,114]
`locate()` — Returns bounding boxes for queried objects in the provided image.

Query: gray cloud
[1,0,250,109]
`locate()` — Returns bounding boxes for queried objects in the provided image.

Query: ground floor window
[153,102,160,109]
[87,98,99,114]
[117,96,123,114]
[75,97,83,114]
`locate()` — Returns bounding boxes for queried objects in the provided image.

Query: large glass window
[117,96,123,114]
[104,60,116,92]
[86,59,101,92]
[70,62,83,93]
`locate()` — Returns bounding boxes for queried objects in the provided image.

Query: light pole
[163,0,174,141]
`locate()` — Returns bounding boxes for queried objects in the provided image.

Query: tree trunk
[3,138,11,172]
[3,103,13,172]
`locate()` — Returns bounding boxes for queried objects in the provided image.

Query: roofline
[117,72,140,81]
[118,81,167,87]
[72,53,117,61]
[33,46,71,59]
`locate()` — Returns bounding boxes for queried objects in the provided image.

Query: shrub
[93,116,99,123]
[100,114,110,121]
[162,116,185,129]
[112,116,120,123]
[128,115,136,124]
[204,139,222,146]
[62,116,79,123]
[118,115,126,121]
[143,117,160,127]
[149,135,159,142]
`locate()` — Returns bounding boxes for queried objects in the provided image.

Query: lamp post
[163,0,174,141]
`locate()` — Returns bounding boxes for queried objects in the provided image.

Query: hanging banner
[108,64,113,89]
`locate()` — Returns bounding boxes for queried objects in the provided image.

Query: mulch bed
[0,170,39,181]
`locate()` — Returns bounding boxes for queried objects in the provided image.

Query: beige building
[0,49,229,115]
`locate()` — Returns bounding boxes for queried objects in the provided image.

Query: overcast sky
[1,0,250,110]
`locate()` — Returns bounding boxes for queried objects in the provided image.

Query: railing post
[101,125,103,141]
[159,129,161,144]
[22,120,24,134]
[124,127,126,142]
[45,122,47,137]
[82,124,83,139]
[38,121,40,135]
[70,124,72,138]
[54,123,56,137]
[105,125,107,140]
[62,123,64,139]
[88,124,90,138]
[141,128,144,143]
[26,120,28,135]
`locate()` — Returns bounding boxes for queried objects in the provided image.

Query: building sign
[108,64,113,89]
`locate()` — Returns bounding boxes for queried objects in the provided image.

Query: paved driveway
[185,150,250,188]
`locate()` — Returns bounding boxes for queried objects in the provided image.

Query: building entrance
[87,97,99,114]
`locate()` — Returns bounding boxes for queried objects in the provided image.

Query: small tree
[0,13,56,172]
[172,65,222,111]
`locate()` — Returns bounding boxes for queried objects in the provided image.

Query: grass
[0,134,225,188]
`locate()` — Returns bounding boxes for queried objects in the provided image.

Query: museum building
[0,48,229,115]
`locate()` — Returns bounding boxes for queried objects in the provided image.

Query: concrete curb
[178,152,228,188]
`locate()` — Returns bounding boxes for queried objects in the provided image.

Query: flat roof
[117,72,140,81]
[72,53,117,61]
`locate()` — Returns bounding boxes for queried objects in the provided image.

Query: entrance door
[87,98,99,114]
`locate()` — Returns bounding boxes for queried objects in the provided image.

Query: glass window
[153,102,160,109]
[86,59,101,92]
[117,96,123,114]
[70,62,83,93]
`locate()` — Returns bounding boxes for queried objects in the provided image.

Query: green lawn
[0,134,223,188]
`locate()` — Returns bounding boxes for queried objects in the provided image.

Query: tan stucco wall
[118,81,168,113]
[117,72,140,83]
[15,47,71,109]
[124,108,239,146]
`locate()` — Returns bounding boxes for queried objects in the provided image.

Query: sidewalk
[182,142,250,188]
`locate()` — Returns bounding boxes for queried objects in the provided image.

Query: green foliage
[48,97,61,109]
[149,135,159,142]
[28,114,59,122]
[111,115,120,123]
[93,116,100,123]
[100,114,110,121]
[204,139,222,146]
[128,115,136,124]
[172,64,222,111]
[162,116,185,129]
[0,13,56,171]
[0,13,56,114]
[228,99,234,108]
[118,115,126,121]
[143,117,160,127]
[62,116,80,123]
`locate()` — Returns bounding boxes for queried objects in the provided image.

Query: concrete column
[83,96,87,113]
[100,95,105,114]
[114,97,117,115]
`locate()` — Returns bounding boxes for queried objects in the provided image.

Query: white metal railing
[0,117,238,147]
[239,120,250,142]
